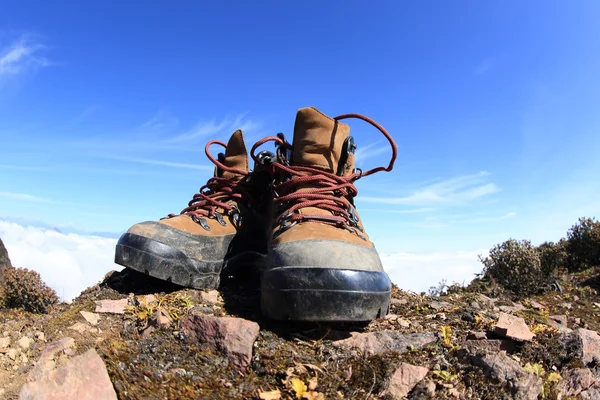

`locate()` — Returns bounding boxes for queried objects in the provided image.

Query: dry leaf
[308,376,318,391]
[291,377,307,399]
[258,389,281,400]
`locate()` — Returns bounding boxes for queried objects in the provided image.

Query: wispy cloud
[0,191,51,203]
[168,113,261,143]
[358,207,437,214]
[360,171,500,206]
[474,57,497,76]
[355,141,390,165]
[139,109,179,132]
[0,34,50,80]
[98,155,214,171]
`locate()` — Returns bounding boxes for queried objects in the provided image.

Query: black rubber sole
[260,267,392,322]
[115,233,222,289]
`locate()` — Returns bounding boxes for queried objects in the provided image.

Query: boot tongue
[291,107,350,173]
[220,129,249,182]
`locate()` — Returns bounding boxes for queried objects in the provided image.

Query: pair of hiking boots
[114,106,397,322]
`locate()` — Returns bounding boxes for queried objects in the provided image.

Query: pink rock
[577,329,600,365]
[95,299,128,314]
[28,338,76,382]
[69,323,89,334]
[494,313,535,342]
[550,315,568,326]
[181,313,259,370]
[200,290,222,304]
[80,311,100,326]
[333,331,436,356]
[153,308,173,328]
[20,348,117,400]
[386,363,429,399]
[556,368,596,399]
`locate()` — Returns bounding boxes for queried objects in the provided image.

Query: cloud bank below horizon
[0,221,486,302]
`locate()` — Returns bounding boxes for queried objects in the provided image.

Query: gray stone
[333,331,436,356]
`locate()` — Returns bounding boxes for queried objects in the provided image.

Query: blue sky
[1,1,600,293]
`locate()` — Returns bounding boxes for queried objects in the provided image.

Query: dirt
[0,267,598,399]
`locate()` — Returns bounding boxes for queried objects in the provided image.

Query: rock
[20,348,117,400]
[464,339,517,354]
[0,337,10,349]
[28,337,76,382]
[468,350,542,400]
[35,331,45,342]
[0,238,12,269]
[475,294,496,306]
[181,313,260,370]
[200,290,222,304]
[95,299,128,314]
[397,318,411,328]
[461,312,475,322]
[429,300,451,310]
[80,311,100,326]
[333,331,436,356]
[448,388,460,398]
[499,303,527,313]
[494,313,535,342]
[470,301,481,310]
[550,315,568,326]
[8,348,19,360]
[69,323,89,334]
[577,329,600,365]
[138,294,156,304]
[466,332,488,340]
[391,298,408,306]
[154,308,173,328]
[580,385,600,400]
[556,368,596,399]
[385,314,398,321]
[530,301,545,310]
[561,303,572,310]
[386,362,429,399]
[18,336,33,350]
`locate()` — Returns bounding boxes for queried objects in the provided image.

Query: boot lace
[251,113,398,238]
[163,140,251,229]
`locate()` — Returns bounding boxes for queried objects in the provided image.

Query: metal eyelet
[191,215,211,231]
[215,212,227,226]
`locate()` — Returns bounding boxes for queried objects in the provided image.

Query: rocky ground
[0,266,599,400]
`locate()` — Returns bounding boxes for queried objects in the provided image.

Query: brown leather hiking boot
[115,130,271,289]
[252,106,398,322]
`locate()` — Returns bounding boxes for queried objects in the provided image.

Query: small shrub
[537,240,567,275]
[566,217,600,272]
[0,266,59,313]
[479,239,549,297]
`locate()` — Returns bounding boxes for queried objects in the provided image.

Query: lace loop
[165,140,251,224]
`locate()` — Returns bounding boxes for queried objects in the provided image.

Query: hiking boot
[114,130,270,289]
[253,106,398,322]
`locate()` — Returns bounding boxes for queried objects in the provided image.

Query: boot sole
[115,233,267,290]
[260,267,392,322]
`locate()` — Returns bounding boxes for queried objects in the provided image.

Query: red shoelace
[165,140,251,226]
[251,113,398,233]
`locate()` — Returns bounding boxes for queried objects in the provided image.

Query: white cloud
[0,221,120,302]
[360,171,500,206]
[0,34,49,79]
[0,191,51,202]
[354,141,390,166]
[168,113,261,143]
[381,249,486,294]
